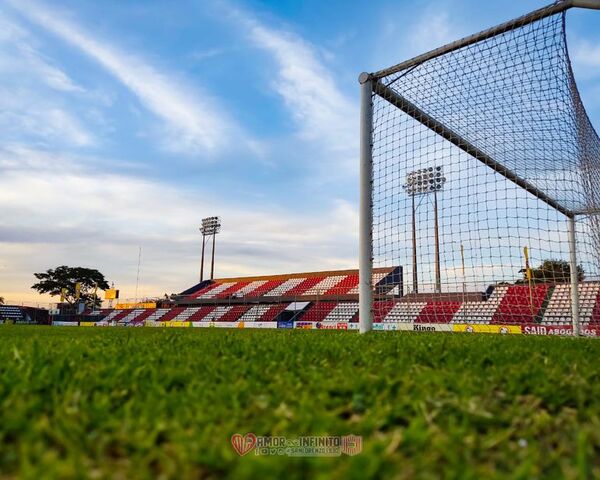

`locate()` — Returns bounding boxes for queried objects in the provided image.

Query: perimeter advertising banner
[164,321,191,328]
[192,322,245,328]
[315,322,349,330]
[372,322,454,332]
[453,324,521,334]
[116,302,156,309]
[244,322,278,329]
[294,321,315,329]
[521,324,600,336]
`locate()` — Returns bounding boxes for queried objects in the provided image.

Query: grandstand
[0,305,48,325]
[53,265,600,335]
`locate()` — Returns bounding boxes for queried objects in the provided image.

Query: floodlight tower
[402,166,446,294]
[199,216,222,281]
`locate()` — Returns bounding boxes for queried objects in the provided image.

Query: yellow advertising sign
[115,302,156,309]
[165,321,191,328]
[74,283,81,301]
[105,289,120,300]
[453,324,521,335]
[79,322,96,327]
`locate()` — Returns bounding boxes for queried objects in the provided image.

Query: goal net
[359,1,600,333]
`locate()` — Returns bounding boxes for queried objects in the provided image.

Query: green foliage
[0,327,599,479]
[31,266,109,307]
[518,259,585,284]
[0,296,3,305]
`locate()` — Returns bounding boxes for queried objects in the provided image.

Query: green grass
[1,326,600,479]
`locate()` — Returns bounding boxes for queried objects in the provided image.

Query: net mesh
[370,11,600,326]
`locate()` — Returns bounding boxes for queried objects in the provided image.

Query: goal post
[359,0,600,334]
[359,73,374,334]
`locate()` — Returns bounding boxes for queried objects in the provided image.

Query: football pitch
[1,326,599,479]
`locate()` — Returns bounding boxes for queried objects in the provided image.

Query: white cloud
[408,11,457,54]
[572,40,600,69]
[0,12,84,93]
[0,146,358,305]
[6,0,249,156]
[0,89,95,147]
[375,6,463,72]
[228,8,357,170]
[0,13,95,146]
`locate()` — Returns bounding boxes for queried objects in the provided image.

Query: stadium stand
[51,266,600,332]
[0,305,48,324]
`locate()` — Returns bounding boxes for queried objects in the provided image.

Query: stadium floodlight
[402,167,446,294]
[359,0,600,335]
[199,216,222,281]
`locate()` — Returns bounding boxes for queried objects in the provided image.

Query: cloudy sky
[0,0,599,306]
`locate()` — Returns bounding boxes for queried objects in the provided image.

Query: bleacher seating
[264,278,306,296]
[545,283,600,324]
[303,276,345,296]
[218,305,251,322]
[0,305,25,321]
[195,282,237,299]
[491,284,550,324]
[144,308,170,323]
[298,302,337,322]
[261,304,287,321]
[452,286,508,324]
[238,305,272,322]
[285,277,324,296]
[129,309,157,325]
[347,272,388,294]
[75,270,600,331]
[244,279,284,297]
[325,275,359,296]
[160,307,186,322]
[187,306,216,322]
[118,309,145,324]
[372,300,396,322]
[322,302,359,322]
[214,282,251,299]
[384,302,427,323]
[202,306,232,322]
[231,280,269,298]
[416,302,462,323]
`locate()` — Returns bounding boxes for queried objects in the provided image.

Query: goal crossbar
[372,0,600,80]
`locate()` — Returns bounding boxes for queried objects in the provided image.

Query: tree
[518,259,584,284]
[0,297,4,305]
[31,266,110,307]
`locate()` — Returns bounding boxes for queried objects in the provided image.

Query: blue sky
[0,0,599,305]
